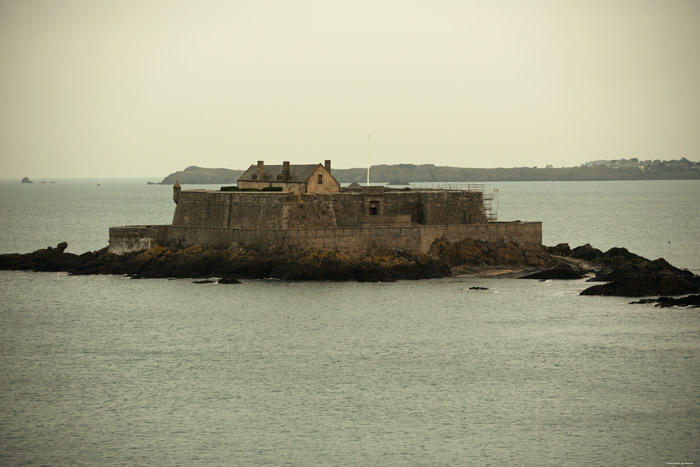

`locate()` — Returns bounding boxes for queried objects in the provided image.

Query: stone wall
[171,189,489,230]
[109,222,542,258]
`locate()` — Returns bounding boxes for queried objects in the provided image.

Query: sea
[0,178,698,466]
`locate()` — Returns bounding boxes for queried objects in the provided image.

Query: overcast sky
[1,0,698,178]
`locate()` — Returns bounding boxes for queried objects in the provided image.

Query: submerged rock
[218,277,241,284]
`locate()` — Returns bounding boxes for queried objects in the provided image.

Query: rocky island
[3,159,698,306]
[1,239,698,303]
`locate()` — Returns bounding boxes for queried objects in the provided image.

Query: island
[2,159,698,307]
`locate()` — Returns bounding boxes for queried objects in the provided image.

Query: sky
[1,0,699,178]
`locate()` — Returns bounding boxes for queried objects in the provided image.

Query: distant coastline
[157,158,700,185]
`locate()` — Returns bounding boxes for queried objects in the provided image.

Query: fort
[108,160,542,257]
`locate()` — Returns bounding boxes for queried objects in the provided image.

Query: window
[317,174,323,184]
[252,174,257,180]
[369,200,380,215]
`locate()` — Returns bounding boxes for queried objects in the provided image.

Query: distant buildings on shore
[581,157,698,172]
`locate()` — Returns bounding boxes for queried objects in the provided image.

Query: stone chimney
[173,180,181,204]
[324,159,331,174]
[283,161,290,181]
[257,161,264,180]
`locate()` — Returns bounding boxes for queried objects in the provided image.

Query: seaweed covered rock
[428,238,557,270]
[0,243,448,282]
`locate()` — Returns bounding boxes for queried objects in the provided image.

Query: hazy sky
[1,0,698,178]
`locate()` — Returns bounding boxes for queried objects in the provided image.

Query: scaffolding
[409,182,498,221]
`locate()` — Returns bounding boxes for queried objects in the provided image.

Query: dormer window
[317,174,323,184]
[252,174,257,180]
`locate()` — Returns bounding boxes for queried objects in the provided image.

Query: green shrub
[220,186,239,191]
[261,186,283,191]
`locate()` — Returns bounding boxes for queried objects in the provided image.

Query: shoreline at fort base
[1,238,699,304]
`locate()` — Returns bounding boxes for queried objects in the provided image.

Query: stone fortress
[109,160,542,257]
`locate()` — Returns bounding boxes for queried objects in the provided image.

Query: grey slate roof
[238,164,322,183]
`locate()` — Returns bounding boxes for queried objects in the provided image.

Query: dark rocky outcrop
[534,245,700,297]
[2,241,697,299]
[428,237,564,271]
[630,294,700,308]
[545,243,572,257]
[519,262,589,280]
[0,243,447,282]
[570,243,604,262]
[218,277,242,284]
[0,239,567,283]
[21,177,33,184]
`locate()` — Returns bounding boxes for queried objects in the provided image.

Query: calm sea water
[1,179,699,466]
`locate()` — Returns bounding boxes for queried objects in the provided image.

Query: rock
[581,267,700,297]
[520,262,589,280]
[2,239,696,298]
[469,286,489,290]
[570,244,603,261]
[630,294,700,308]
[21,177,33,184]
[218,277,241,284]
[577,245,700,297]
[428,237,561,270]
[193,279,217,284]
[546,243,572,256]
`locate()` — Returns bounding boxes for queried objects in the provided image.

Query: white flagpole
[367,134,371,186]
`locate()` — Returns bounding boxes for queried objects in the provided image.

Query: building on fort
[110,160,542,257]
[237,160,340,194]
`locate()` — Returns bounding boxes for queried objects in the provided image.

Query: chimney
[324,159,331,174]
[283,161,290,181]
[173,180,181,204]
[257,161,264,180]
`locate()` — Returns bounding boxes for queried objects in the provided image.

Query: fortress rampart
[109,183,542,258]
[171,189,489,229]
[109,222,542,258]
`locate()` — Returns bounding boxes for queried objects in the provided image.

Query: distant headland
[155,158,700,185]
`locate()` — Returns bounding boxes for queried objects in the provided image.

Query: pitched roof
[238,164,323,183]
